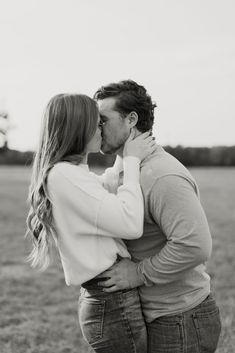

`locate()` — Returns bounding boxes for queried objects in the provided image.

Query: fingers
[99,264,117,276]
[149,143,158,154]
[102,285,119,293]
[142,135,157,156]
[125,128,136,143]
[134,131,151,140]
[98,269,112,277]
[139,136,156,150]
[98,278,115,287]
[145,135,156,143]
[148,139,157,148]
[98,278,123,292]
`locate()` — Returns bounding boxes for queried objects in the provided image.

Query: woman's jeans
[147,293,221,353]
[78,286,147,353]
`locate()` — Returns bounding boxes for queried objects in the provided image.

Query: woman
[26,93,156,353]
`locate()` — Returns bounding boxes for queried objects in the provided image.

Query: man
[94,80,221,353]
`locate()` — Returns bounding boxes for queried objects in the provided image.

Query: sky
[0,0,234,151]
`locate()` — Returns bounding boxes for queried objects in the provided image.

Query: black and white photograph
[0,0,234,352]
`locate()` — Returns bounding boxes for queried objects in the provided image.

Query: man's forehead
[97,97,117,114]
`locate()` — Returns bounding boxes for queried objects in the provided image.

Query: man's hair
[94,80,157,132]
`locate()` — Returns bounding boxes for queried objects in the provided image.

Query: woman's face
[85,116,102,153]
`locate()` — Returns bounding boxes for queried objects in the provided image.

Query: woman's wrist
[123,156,140,185]
[123,155,141,164]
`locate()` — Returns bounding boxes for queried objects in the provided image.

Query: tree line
[0,145,235,167]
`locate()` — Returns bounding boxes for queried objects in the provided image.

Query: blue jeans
[147,294,221,353]
[78,287,147,353]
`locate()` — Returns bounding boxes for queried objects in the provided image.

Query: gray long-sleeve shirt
[124,146,211,322]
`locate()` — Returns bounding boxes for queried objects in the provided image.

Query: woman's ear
[128,111,138,127]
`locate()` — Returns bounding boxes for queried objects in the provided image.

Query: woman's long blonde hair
[26,93,99,271]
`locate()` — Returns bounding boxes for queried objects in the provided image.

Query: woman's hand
[123,129,157,161]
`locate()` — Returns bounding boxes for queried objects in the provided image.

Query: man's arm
[99,175,212,291]
[136,175,212,286]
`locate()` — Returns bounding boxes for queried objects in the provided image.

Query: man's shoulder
[140,146,196,190]
[141,146,190,177]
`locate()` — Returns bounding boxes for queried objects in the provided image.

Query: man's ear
[128,111,138,127]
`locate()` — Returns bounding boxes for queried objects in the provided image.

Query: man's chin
[100,143,117,155]
[100,148,113,155]
[100,146,123,157]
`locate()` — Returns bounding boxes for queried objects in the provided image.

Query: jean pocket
[79,297,105,345]
[147,316,183,353]
[193,305,221,352]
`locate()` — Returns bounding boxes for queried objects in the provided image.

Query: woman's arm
[48,157,143,240]
[96,156,143,239]
[90,155,123,194]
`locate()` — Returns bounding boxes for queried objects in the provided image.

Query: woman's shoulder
[47,162,107,201]
[48,162,88,183]
[48,162,103,191]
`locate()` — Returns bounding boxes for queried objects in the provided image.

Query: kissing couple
[27,79,221,353]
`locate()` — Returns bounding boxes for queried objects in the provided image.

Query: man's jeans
[78,287,147,353]
[147,293,221,353]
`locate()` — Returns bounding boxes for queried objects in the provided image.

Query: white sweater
[47,156,144,285]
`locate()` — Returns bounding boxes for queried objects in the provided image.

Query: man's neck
[117,128,142,158]
[117,147,124,158]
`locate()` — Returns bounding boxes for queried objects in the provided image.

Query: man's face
[97,97,130,155]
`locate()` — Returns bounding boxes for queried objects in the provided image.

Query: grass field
[0,166,234,353]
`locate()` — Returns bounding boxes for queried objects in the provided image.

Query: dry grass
[0,166,234,353]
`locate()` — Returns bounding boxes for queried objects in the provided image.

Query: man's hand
[98,258,144,292]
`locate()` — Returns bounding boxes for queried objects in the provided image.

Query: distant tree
[164,145,235,167]
[0,111,9,151]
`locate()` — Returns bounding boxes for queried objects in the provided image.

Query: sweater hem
[144,289,211,323]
